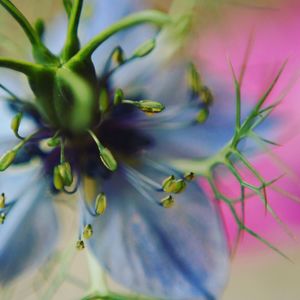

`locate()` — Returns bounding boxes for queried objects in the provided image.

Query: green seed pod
[133,39,156,58]
[0,150,17,171]
[160,195,175,208]
[100,148,117,171]
[95,192,107,215]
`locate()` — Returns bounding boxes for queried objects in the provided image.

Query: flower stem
[0,57,47,76]
[66,10,170,68]
[62,0,84,61]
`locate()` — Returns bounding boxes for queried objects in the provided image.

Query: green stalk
[0,57,47,76]
[66,10,170,68]
[62,0,84,61]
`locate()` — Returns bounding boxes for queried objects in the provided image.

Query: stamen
[160,195,175,208]
[122,99,165,114]
[47,131,61,147]
[0,193,5,208]
[125,165,162,191]
[76,239,85,251]
[0,212,5,224]
[53,162,73,191]
[10,112,23,139]
[95,192,107,215]
[0,130,39,171]
[132,38,156,58]
[162,177,186,194]
[113,88,124,106]
[196,106,209,124]
[184,172,195,181]
[187,62,202,96]
[111,46,125,65]
[83,224,93,239]
[199,86,213,106]
[88,130,118,172]
[0,150,17,171]
[99,88,110,113]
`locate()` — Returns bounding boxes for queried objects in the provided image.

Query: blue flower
[0,0,230,299]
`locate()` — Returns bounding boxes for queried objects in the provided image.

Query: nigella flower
[0,0,235,299]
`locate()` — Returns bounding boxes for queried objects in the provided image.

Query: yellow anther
[0,193,5,209]
[112,46,125,65]
[160,195,175,208]
[10,112,23,137]
[132,39,156,58]
[100,147,118,172]
[196,107,209,124]
[83,224,93,240]
[95,192,107,215]
[76,240,85,251]
[0,212,6,224]
[200,86,214,106]
[184,172,195,181]
[0,150,17,172]
[162,176,186,194]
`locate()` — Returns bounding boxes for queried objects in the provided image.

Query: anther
[0,150,17,171]
[112,46,125,65]
[184,172,195,181]
[187,63,202,95]
[53,162,73,190]
[122,99,165,114]
[88,130,118,172]
[76,240,85,251]
[95,192,107,215]
[162,175,175,191]
[83,224,93,239]
[199,86,213,106]
[10,112,23,138]
[99,88,110,113]
[100,148,117,172]
[132,39,156,58]
[160,195,175,208]
[162,176,186,194]
[114,88,124,106]
[0,193,5,209]
[47,136,61,147]
[0,212,6,224]
[196,107,209,124]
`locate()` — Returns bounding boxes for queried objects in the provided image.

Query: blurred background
[1,0,300,299]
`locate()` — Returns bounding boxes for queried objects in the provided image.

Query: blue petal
[87,166,229,299]
[0,166,58,283]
